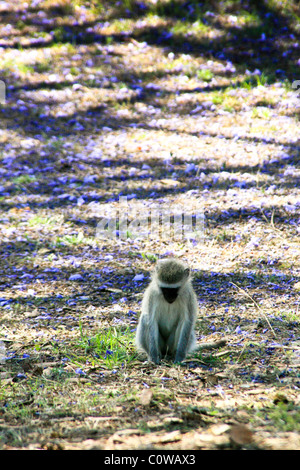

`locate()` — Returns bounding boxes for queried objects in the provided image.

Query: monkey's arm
[145,289,161,364]
[174,291,197,363]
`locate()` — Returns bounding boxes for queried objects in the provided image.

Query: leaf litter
[0,0,300,451]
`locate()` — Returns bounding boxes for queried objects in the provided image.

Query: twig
[230,281,277,338]
[260,208,285,238]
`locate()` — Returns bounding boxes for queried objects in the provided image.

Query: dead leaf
[192,432,226,447]
[110,429,143,444]
[139,388,153,406]
[229,424,254,446]
[206,374,219,386]
[151,430,181,444]
[37,248,51,255]
[209,423,230,436]
[160,178,179,187]
[32,365,43,376]
[24,310,40,318]
[42,367,54,378]
[114,429,143,437]
[159,367,178,378]
[163,416,183,425]
[273,392,290,405]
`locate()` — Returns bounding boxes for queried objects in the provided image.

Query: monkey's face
[161,287,179,304]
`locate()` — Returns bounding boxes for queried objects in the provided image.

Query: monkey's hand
[149,354,160,365]
[174,352,186,364]
[149,342,160,364]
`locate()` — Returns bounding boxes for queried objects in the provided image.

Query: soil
[0,0,299,451]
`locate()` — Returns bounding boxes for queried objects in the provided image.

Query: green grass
[78,325,137,369]
[12,175,36,185]
[252,107,271,119]
[35,60,52,73]
[0,59,34,76]
[43,0,75,15]
[28,215,62,227]
[190,349,225,367]
[239,73,270,90]
[211,92,225,105]
[171,19,211,37]
[55,232,93,246]
[197,69,214,82]
[141,252,158,263]
[262,403,300,432]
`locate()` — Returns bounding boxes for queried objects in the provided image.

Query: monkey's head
[154,258,190,304]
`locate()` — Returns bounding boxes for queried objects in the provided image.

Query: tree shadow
[0,1,299,309]
[0,0,299,77]
[1,3,300,448]
[0,234,298,311]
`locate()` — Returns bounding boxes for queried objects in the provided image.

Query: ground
[0,0,299,451]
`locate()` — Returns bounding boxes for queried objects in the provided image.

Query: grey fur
[136,258,198,364]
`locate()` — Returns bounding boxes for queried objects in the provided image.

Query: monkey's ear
[184,267,190,278]
[155,259,165,270]
[152,262,161,276]
[154,261,161,271]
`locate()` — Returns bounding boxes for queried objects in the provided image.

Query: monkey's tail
[197,339,227,351]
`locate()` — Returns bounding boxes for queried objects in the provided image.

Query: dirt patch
[0,0,299,451]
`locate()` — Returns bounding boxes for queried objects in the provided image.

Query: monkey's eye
[161,287,179,304]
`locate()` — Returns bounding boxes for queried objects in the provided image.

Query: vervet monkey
[136,258,198,364]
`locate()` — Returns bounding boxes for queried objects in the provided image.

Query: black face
[161,287,179,304]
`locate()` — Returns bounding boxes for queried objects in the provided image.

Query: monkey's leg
[148,321,161,364]
[174,320,193,363]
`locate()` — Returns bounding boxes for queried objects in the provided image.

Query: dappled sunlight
[0,0,299,451]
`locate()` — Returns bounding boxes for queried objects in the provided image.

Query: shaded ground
[0,0,299,451]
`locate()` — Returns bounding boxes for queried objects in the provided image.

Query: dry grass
[0,0,299,451]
